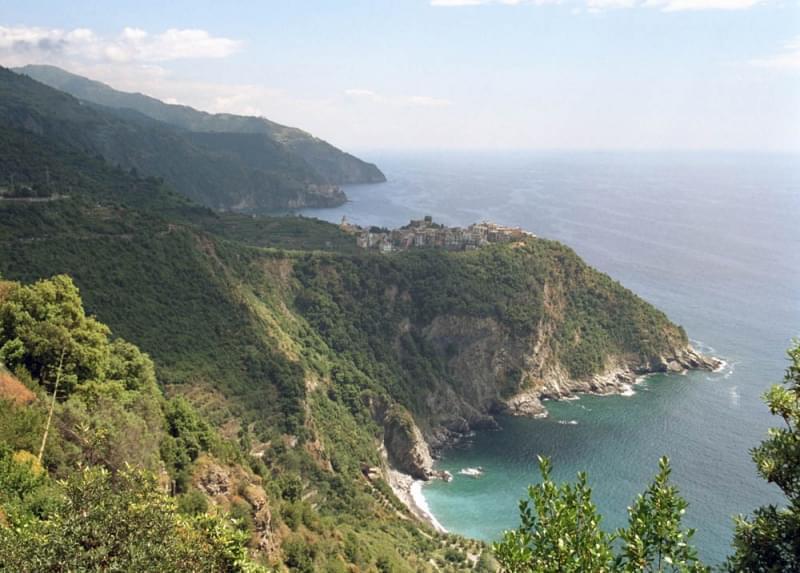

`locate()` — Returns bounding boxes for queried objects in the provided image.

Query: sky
[0,0,798,152]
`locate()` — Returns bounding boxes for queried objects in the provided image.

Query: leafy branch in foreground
[616,457,705,573]
[727,340,800,572]
[493,456,706,573]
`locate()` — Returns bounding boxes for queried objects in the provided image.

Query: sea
[299,151,800,564]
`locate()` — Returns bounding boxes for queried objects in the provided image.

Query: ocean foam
[690,338,716,355]
[723,362,737,379]
[729,385,740,407]
[412,481,448,533]
[458,467,484,477]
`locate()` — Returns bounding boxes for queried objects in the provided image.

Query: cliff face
[288,241,720,470]
[416,314,718,447]
[373,311,718,478]
[382,406,436,479]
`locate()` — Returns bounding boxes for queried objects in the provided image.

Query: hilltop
[341,215,535,253]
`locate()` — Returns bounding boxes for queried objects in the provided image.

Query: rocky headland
[380,334,721,520]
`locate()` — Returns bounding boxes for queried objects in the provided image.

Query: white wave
[723,362,738,380]
[712,359,728,374]
[692,339,733,377]
[690,338,716,355]
[557,420,578,425]
[458,467,484,477]
[729,385,740,407]
[620,384,636,397]
[412,481,448,533]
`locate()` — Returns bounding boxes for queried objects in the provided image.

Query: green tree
[494,457,705,573]
[616,457,707,573]
[0,447,54,525]
[727,341,800,572]
[0,464,266,572]
[493,456,614,573]
[0,275,111,395]
[0,275,165,472]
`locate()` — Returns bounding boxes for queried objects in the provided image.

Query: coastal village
[340,215,535,253]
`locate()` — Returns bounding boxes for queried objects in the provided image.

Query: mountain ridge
[2,65,383,213]
[15,64,386,187]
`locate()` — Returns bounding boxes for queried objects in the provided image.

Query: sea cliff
[286,237,722,509]
[1,159,719,561]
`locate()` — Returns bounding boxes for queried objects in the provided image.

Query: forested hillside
[0,66,383,212]
[16,65,386,187]
[0,81,715,570]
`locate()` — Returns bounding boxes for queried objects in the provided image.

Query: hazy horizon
[1,0,798,153]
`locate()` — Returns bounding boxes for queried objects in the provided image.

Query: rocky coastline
[285,184,347,209]
[381,345,722,528]
[504,346,722,419]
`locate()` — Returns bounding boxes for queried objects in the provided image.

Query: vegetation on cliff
[0,95,704,569]
[0,275,490,571]
[0,276,263,571]
[5,69,791,570]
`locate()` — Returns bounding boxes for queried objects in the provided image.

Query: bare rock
[504,390,547,417]
[383,405,434,480]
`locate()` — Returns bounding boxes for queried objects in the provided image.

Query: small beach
[386,468,447,533]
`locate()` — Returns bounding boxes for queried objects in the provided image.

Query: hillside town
[340,215,535,253]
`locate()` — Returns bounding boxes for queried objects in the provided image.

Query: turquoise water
[301,151,800,564]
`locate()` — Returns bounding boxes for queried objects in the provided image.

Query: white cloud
[644,0,763,10]
[431,0,767,9]
[345,88,452,107]
[431,0,491,5]
[432,0,561,6]
[0,25,241,64]
[408,95,452,107]
[431,0,524,5]
[585,0,638,11]
[749,37,800,70]
[344,88,380,100]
